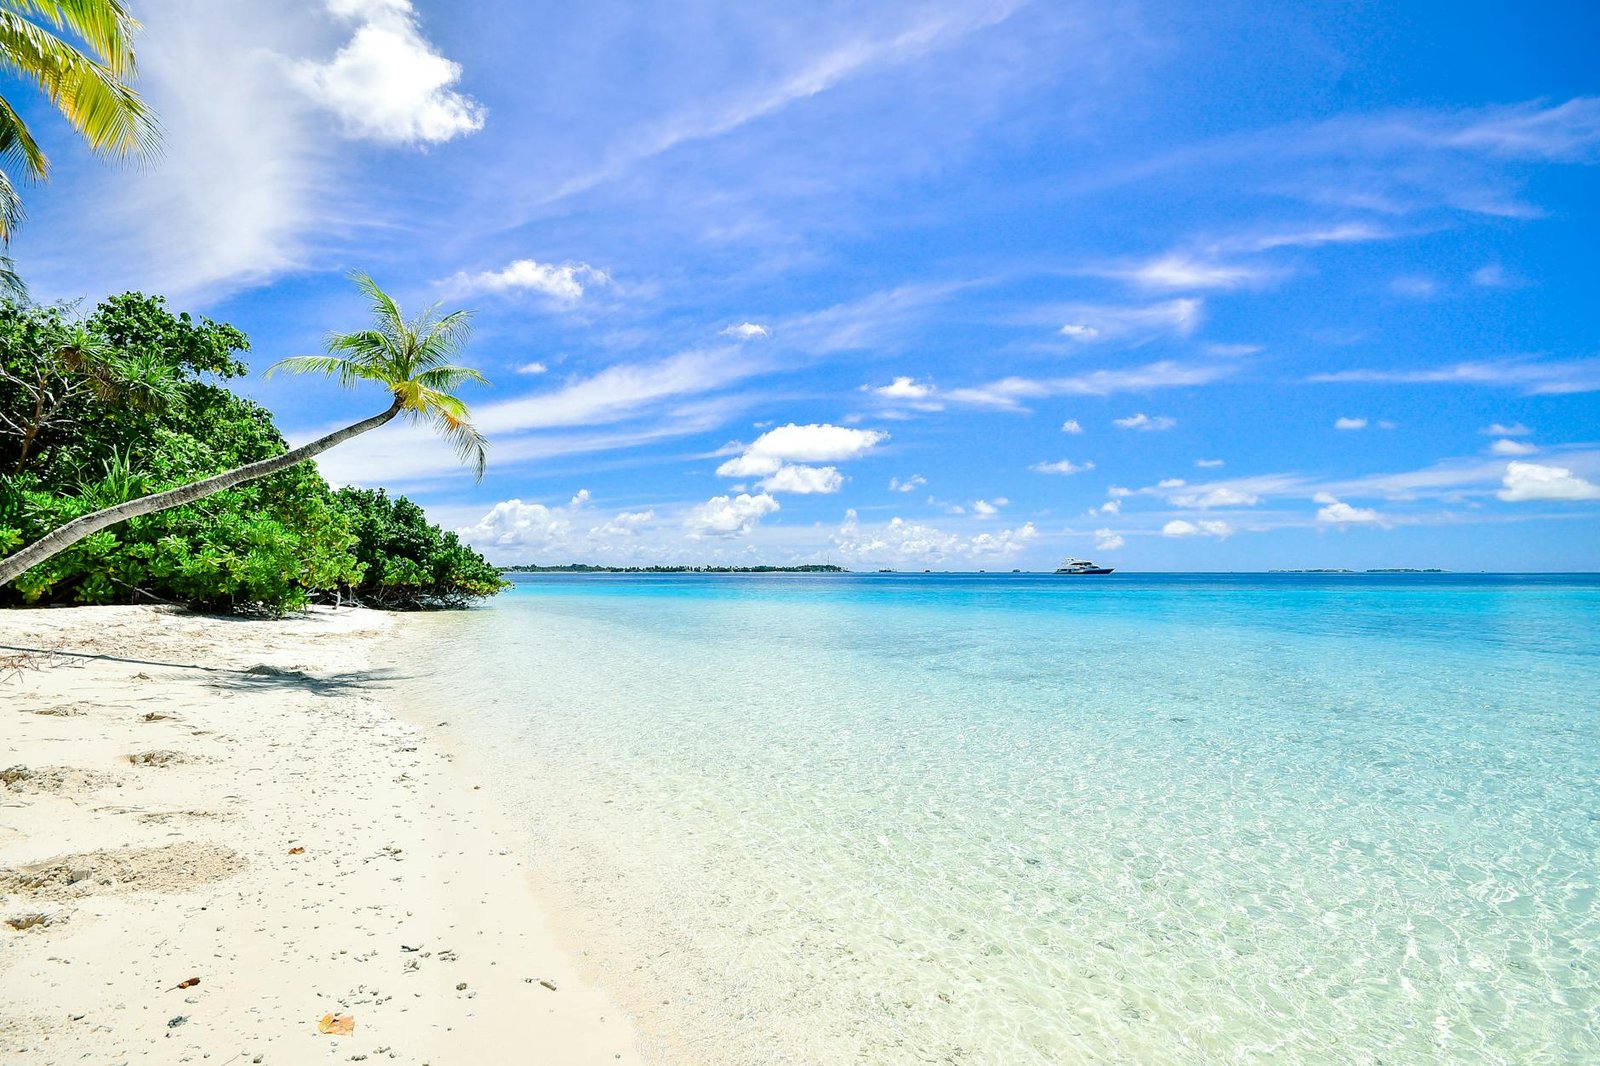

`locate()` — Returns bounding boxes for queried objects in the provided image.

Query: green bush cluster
[0,294,504,614]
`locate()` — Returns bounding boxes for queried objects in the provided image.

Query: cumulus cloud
[757,464,844,494]
[1092,499,1121,515]
[595,510,656,537]
[294,0,486,144]
[1094,529,1125,551]
[1031,459,1094,475]
[869,376,937,401]
[1490,438,1538,456]
[1114,413,1177,431]
[1497,461,1600,502]
[889,474,926,493]
[972,499,1002,518]
[1314,494,1383,525]
[457,489,593,552]
[513,361,549,375]
[716,422,887,493]
[1061,419,1083,434]
[720,322,770,339]
[685,493,781,537]
[1483,422,1531,436]
[1170,487,1259,508]
[444,259,609,300]
[1059,324,1100,340]
[833,510,1035,563]
[1334,416,1368,430]
[1162,519,1232,538]
[1157,478,1187,489]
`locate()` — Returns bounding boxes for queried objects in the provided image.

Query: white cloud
[1119,254,1264,290]
[1170,487,1259,509]
[1482,422,1531,436]
[721,322,771,339]
[1205,343,1263,357]
[1315,496,1383,524]
[1195,458,1225,468]
[294,0,486,144]
[736,423,888,464]
[833,509,1036,563]
[969,523,1038,555]
[1094,529,1125,551]
[1312,357,1600,395]
[444,259,609,300]
[1114,413,1177,431]
[1498,462,1600,502]
[757,464,845,494]
[1054,298,1203,344]
[1471,265,1519,288]
[1490,438,1538,456]
[1157,478,1187,489]
[595,510,656,537]
[869,376,936,401]
[947,361,1231,411]
[972,499,1001,518]
[1031,459,1094,475]
[1335,416,1368,430]
[514,361,548,375]
[685,493,781,537]
[1390,276,1438,298]
[889,474,926,493]
[1162,519,1232,539]
[457,489,592,552]
[715,452,784,477]
[1093,499,1121,515]
[1061,419,1083,434]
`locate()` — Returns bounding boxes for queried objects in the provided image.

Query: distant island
[500,564,850,574]
[1269,568,1451,574]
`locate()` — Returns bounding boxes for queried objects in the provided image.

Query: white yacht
[1055,557,1114,575]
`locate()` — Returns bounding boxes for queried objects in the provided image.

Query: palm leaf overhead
[0,274,492,587]
[0,0,155,243]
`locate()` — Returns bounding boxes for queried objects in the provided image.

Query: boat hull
[1055,567,1114,575]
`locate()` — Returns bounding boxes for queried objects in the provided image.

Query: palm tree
[0,0,157,245]
[0,272,489,587]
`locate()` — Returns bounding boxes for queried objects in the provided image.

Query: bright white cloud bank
[295,0,486,144]
[444,259,609,300]
[833,510,1036,563]
[1162,519,1232,538]
[1314,493,1383,525]
[716,423,886,494]
[1498,462,1600,501]
[685,493,781,537]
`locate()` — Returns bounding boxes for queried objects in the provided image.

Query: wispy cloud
[947,361,1231,412]
[1311,356,1600,395]
[538,2,1030,204]
[1055,298,1203,344]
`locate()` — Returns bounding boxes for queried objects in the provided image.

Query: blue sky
[12,0,1600,569]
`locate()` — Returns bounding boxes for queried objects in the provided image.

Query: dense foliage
[0,294,503,613]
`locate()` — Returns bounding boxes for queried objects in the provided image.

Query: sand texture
[0,605,641,1064]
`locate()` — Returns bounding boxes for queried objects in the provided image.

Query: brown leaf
[318,1013,355,1036]
[166,977,200,991]
[288,847,305,855]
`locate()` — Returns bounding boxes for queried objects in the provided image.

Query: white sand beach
[0,605,641,1064]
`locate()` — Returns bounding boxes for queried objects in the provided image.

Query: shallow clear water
[383,573,1600,1064]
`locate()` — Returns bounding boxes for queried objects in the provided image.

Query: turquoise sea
[384,573,1600,1064]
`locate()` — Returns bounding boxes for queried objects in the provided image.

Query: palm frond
[0,11,156,159]
[0,252,24,299]
[265,354,357,385]
[428,407,488,481]
[5,0,141,75]
[0,95,47,182]
[0,167,22,245]
[413,364,489,392]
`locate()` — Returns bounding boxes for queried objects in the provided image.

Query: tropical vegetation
[0,288,504,612]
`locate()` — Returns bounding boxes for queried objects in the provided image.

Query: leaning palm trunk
[0,397,402,587]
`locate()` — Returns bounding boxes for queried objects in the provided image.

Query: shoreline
[0,605,641,1063]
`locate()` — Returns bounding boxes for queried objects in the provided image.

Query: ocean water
[381,573,1600,1064]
